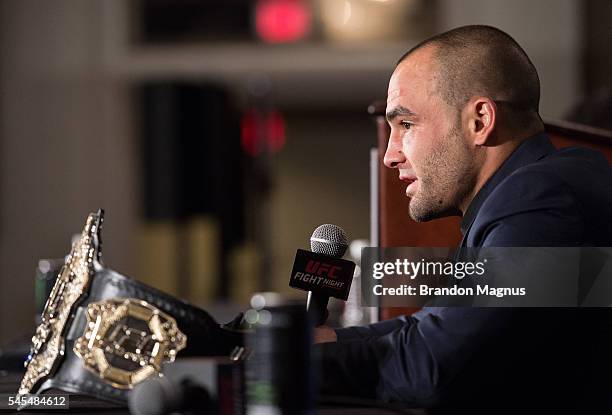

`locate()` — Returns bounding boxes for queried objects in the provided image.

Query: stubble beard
[408,127,476,222]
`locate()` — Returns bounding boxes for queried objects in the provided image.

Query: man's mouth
[399,175,418,196]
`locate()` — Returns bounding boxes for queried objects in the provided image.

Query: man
[315,25,612,413]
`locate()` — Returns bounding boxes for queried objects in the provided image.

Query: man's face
[384,47,477,221]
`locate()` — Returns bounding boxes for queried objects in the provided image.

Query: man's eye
[400,121,413,130]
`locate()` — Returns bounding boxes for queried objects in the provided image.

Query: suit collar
[460,132,556,237]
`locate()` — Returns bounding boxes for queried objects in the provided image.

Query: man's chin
[408,200,461,222]
[408,208,437,222]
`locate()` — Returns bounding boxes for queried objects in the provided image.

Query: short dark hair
[398,25,542,128]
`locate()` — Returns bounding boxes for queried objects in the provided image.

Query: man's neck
[458,128,543,214]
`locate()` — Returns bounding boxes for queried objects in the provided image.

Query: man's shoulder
[470,145,612,246]
[485,145,610,210]
[518,145,610,179]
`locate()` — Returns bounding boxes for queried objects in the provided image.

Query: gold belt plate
[73,298,187,389]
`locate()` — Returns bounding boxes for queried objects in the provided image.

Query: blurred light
[255,0,311,43]
[251,293,267,310]
[38,260,51,273]
[245,309,260,324]
[258,309,272,325]
[268,111,286,153]
[250,292,283,309]
[241,109,286,157]
[349,239,370,261]
[317,0,419,42]
[342,1,352,25]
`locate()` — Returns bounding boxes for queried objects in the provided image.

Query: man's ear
[465,97,497,146]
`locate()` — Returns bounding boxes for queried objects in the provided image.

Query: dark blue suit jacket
[317,134,612,413]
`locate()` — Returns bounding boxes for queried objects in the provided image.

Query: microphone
[128,358,245,415]
[310,224,348,257]
[289,224,356,326]
[129,376,215,415]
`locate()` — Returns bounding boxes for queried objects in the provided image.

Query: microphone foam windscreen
[310,224,348,258]
[129,376,180,415]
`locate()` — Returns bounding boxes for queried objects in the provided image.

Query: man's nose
[383,136,406,168]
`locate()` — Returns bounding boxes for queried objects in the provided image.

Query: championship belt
[18,210,244,404]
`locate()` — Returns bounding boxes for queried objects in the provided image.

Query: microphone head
[129,376,181,415]
[310,224,348,258]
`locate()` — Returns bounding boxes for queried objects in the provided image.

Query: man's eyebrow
[385,106,416,122]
